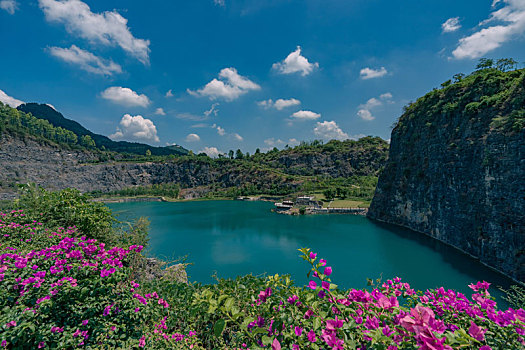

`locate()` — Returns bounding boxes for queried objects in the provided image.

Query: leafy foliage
[396,62,525,135]
[96,183,181,199]
[0,103,80,149]
[15,184,115,243]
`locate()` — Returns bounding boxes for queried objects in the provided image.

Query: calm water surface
[108,200,513,303]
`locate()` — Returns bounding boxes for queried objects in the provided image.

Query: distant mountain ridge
[16,103,188,156]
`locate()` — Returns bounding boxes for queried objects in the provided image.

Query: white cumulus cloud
[0,0,18,14]
[380,92,393,100]
[189,67,260,101]
[290,110,321,120]
[199,146,223,158]
[313,121,349,141]
[204,103,219,117]
[272,46,319,76]
[452,0,525,59]
[357,109,374,121]
[258,98,301,110]
[442,17,462,33]
[185,133,200,142]
[0,89,24,107]
[48,45,122,75]
[233,133,243,141]
[216,125,226,136]
[357,93,393,121]
[263,138,299,150]
[38,0,150,64]
[154,108,166,115]
[264,138,285,146]
[110,114,159,142]
[165,89,173,98]
[101,87,151,107]
[359,67,388,80]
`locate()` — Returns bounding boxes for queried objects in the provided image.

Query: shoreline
[367,216,525,286]
[94,195,236,204]
[98,195,370,216]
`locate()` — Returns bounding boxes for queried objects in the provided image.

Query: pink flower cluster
[250,250,525,350]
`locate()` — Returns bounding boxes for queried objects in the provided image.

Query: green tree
[80,134,96,148]
[145,149,152,156]
[235,149,244,159]
[452,73,465,82]
[496,58,518,72]
[323,188,336,201]
[476,58,494,70]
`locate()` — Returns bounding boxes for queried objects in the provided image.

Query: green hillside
[17,103,188,156]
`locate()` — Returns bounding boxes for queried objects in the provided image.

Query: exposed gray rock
[368,71,525,282]
[0,133,386,200]
[140,258,188,284]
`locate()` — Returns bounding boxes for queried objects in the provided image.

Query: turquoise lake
[108,200,513,303]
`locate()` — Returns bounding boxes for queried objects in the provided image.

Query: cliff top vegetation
[395,59,525,134]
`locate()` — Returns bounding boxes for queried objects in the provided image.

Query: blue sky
[1,0,524,156]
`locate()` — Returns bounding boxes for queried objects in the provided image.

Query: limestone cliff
[368,68,525,281]
[0,131,387,200]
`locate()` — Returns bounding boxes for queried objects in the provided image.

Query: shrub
[0,210,196,349]
[15,184,115,243]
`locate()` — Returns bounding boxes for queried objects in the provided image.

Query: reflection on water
[109,200,514,306]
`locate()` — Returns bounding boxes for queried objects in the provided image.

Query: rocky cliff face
[368,68,525,281]
[0,133,295,199]
[271,147,387,178]
[0,132,386,200]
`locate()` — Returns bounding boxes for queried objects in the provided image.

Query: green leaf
[224,297,235,311]
[213,319,226,337]
[261,336,272,346]
[313,317,322,330]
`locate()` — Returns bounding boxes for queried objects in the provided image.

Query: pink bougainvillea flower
[307,330,317,342]
[322,281,330,290]
[287,295,299,305]
[468,321,486,342]
[468,281,491,292]
[258,288,272,303]
[326,316,344,330]
[309,280,317,290]
[319,259,327,266]
[295,326,303,336]
[271,338,281,350]
[309,252,317,260]
[324,266,332,276]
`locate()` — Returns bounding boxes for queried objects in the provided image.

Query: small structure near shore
[273,195,367,215]
[274,200,294,211]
